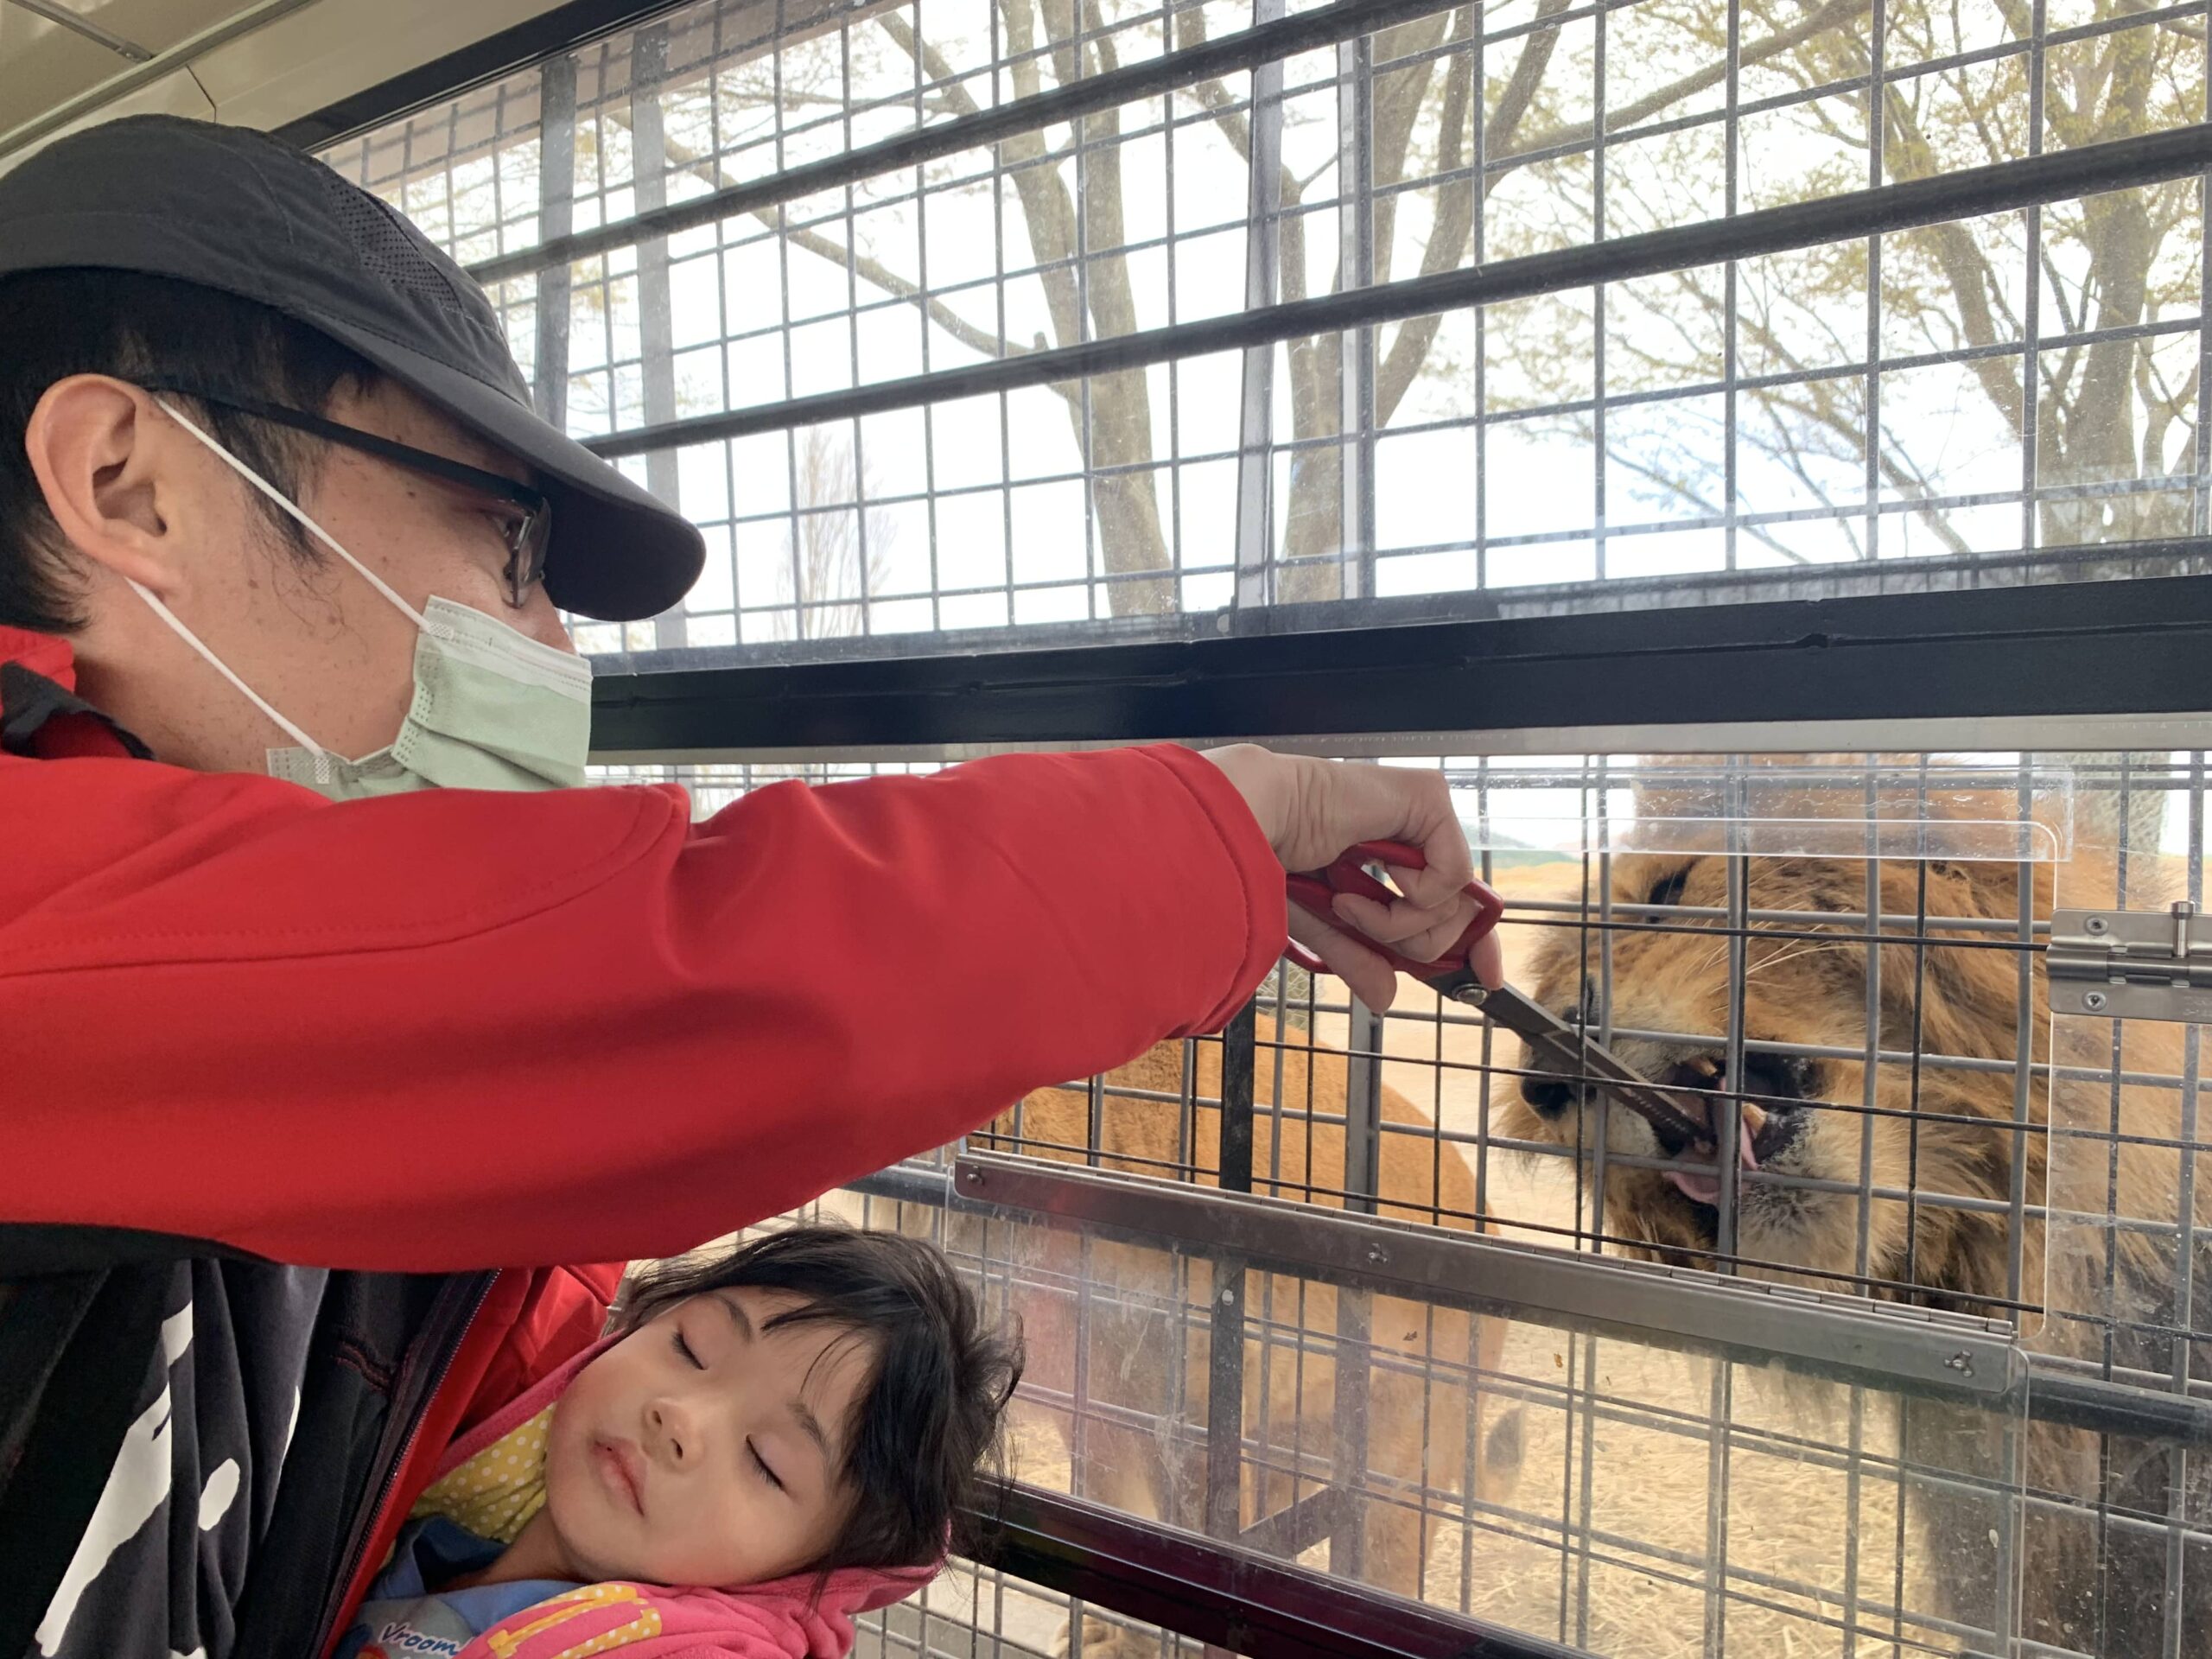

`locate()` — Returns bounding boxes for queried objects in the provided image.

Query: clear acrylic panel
[2030,1003,2210,1656]
[618,747,2212,1655]
[808,1186,2031,1657]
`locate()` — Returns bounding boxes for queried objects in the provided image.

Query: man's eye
[671,1329,705,1370]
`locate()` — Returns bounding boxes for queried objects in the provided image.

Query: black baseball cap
[0,114,703,623]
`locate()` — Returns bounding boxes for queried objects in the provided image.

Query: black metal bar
[966,1482,1587,1659]
[576,124,2212,458]
[273,0,699,152]
[463,0,1470,287]
[1219,1004,1257,1196]
[1236,1484,1355,1560]
[588,563,2212,753]
[1202,1258,1249,1541]
[1205,1007,1257,1541]
[2025,1370,2212,1451]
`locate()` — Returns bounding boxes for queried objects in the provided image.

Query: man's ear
[22,375,183,596]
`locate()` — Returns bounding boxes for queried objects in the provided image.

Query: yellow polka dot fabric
[410,1405,553,1544]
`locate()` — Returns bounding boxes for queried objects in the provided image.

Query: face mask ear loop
[150,396,435,634]
[124,577,327,756]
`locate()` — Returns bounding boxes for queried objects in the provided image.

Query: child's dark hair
[613,1224,1022,1573]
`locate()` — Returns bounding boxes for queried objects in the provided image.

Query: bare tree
[602,0,2195,632]
[783,426,894,640]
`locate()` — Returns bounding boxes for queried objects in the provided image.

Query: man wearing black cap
[0,116,1496,1656]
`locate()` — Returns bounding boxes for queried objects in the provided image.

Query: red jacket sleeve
[0,745,1283,1270]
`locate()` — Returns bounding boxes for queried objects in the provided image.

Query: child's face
[539,1288,873,1586]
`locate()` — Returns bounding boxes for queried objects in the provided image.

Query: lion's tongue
[1665,1120,1759,1205]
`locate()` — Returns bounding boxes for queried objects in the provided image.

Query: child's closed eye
[747,1440,786,1492]
[672,1327,705,1370]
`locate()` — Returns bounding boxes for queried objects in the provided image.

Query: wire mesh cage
[318,0,2212,656]
[619,747,2208,1657]
[307,0,2212,1650]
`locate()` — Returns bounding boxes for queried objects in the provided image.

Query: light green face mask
[129,399,591,802]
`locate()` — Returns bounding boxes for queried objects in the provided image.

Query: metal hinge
[2048,902,2212,1022]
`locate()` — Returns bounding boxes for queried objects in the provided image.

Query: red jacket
[0,624,1287,1653]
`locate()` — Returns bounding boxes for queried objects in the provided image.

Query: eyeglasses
[140,382,554,607]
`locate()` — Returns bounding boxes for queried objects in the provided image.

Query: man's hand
[1200,745,1503,1011]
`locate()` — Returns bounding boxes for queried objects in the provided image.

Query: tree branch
[1499,0,1870,166]
[602,98,1047,381]
[1374,9,1479,424]
[1171,5,1312,306]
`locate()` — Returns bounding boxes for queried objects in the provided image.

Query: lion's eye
[1643,868,1690,912]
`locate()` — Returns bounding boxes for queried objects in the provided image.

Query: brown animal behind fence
[1493,766,2208,1656]
[990,1012,1526,1652]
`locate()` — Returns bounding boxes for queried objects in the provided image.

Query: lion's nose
[1520,1074,1578,1117]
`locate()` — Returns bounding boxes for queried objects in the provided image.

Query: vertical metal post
[1589,2,1608,582]
[534,55,578,430]
[1842,754,1883,1658]
[1219,1004,1257,1197]
[1342,997,1384,1218]
[1714,763,1750,1259]
[1700,759,1749,1654]
[1720,0,1740,574]
[2021,0,2047,555]
[1233,0,1287,611]
[1573,761,1616,1644]
[1331,993,1383,1580]
[628,24,686,650]
[2160,759,2204,1659]
[1862,0,1887,563]
[1335,34,1376,601]
[1205,1003,1257,1541]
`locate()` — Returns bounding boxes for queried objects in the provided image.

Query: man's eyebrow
[711,1292,753,1341]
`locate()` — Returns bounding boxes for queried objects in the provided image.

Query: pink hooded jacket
[404,1338,937,1659]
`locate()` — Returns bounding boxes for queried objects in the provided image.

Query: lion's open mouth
[1651,1058,1808,1206]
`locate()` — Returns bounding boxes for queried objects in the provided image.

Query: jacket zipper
[309,1269,497,1655]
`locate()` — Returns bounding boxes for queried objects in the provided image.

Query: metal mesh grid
[603,746,2209,1655]
[322,0,2211,658]
[316,0,2212,1647]
[850,1555,1185,1659]
[780,1184,2024,1658]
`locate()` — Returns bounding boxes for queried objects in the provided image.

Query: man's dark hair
[613,1223,1024,1576]
[0,269,377,633]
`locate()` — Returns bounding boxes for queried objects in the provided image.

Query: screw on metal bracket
[1945,1351,1975,1377]
[961,1166,984,1185]
[2083,991,2108,1012]
[1367,1245,1391,1266]
[2084,915,2110,935]
[1219,1287,1237,1306]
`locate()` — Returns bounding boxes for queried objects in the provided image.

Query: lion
[991,1010,1529,1654]
[1492,826,2209,1656]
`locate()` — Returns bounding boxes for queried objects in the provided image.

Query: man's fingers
[1363,771,1471,908]
[1329,889,1476,960]
[1287,909,1400,1011]
[1469,927,1505,990]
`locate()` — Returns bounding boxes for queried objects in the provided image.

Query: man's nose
[519,588,579,653]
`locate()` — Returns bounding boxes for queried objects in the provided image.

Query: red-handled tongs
[1285,842,1714,1150]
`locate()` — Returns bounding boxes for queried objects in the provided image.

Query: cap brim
[314,317,703,623]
